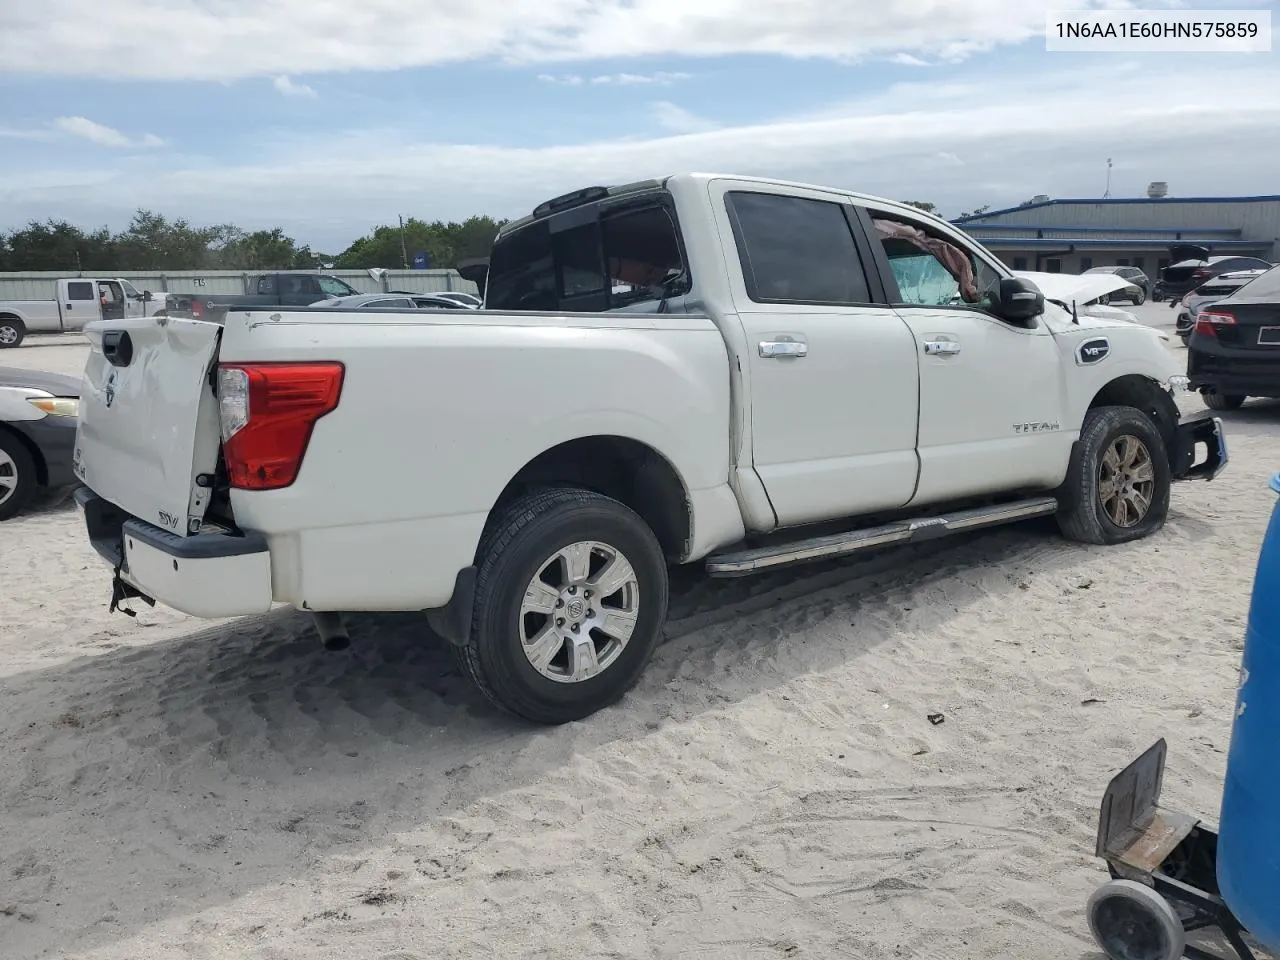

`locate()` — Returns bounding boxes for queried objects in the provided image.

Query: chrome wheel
[0,447,19,506]
[0,324,18,346]
[518,540,641,683]
[1099,435,1155,527]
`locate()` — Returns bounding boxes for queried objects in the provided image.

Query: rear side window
[66,281,94,300]
[255,275,278,294]
[727,192,871,304]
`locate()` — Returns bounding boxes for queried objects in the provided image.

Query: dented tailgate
[74,316,223,535]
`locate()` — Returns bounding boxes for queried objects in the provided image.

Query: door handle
[923,338,961,356]
[759,339,807,359]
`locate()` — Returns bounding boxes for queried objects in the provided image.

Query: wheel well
[490,436,691,561]
[0,423,48,486]
[0,313,26,327]
[1088,375,1179,448]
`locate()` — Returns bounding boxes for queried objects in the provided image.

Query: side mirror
[996,276,1044,323]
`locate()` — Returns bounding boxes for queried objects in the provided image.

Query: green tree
[1,219,117,272]
[901,200,937,214]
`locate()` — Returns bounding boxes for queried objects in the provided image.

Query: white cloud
[537,73,585,84]
[890,53,931,66]
[4,61,1278,251]
[51,116,165,148]
[0,0,1221,80]
[273,75,317,98]
[649,101,718,133]
[591,71,692,85]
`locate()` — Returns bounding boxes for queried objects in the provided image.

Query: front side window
[870,214,1002,312]
[727,191,870,304]
[319,275,356,297]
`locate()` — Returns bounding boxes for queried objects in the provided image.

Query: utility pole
[1103,158,1113,199]
[398,215,409,269]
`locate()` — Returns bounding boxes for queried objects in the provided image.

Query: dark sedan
[1175,269,1269,344]
[1187,264,1280,410]
[0,366,82,520]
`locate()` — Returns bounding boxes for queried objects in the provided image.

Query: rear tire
[0,315,25,349]
[1086,879,1184,960]
[1134,289,1147,305]
[1202,390,1245,411]
[1056,406,1171,546]
[0,431,37,521]
[458,488,669,724]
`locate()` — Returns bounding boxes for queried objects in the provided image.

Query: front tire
[0,315,25,349]
[1134,289,1147,305]
[1202,390,1245,411]
[1057,406,1171,546]
[458,488,669,724]
[0,431,37,521]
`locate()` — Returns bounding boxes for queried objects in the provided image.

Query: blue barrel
[1217,472,1280,951]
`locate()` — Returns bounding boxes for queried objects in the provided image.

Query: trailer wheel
[1087,879,1185,960]
[0,315,25,348]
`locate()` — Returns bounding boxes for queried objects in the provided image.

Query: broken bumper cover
[74,486,274,618]
[1169,414,1229,481]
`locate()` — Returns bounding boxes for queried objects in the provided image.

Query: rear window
[485,194,687,312]
[1233,265,1280,300]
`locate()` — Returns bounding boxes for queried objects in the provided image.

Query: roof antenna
[1071,299,1080,324]
[1103,158,1113,199]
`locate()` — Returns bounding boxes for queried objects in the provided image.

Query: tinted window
[66,281,94,300]
[365,298,412,308]
[728,192,870,304]
[255,275,278,294]
[1234,265,1280,300]
[486,220,556,311]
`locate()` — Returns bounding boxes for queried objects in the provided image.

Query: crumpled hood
[0,366,84,397]
[1015,270,1138,306]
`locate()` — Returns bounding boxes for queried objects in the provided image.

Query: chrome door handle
[923,339,961,356]
[759,339,807,358]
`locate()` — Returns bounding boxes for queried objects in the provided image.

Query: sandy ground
[2,309,1277,960]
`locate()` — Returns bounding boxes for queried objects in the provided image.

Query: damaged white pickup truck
[72,173,1228,723]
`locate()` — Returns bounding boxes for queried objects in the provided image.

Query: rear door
[711,180,921,527]
[56,279,103,331]
[75,316,224,535]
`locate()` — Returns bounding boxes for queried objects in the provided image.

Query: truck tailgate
[75,316,223,535]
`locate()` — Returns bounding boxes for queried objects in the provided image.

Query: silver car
[312,293,471,310]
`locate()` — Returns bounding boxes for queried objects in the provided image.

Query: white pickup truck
[71,173,1228,724]
[0,277,155,348]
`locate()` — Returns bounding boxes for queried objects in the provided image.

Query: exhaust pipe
[312,611,350,651]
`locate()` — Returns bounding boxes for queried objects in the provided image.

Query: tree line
[0,209,510,273]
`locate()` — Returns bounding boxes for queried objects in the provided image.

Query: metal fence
[0,268,477,302]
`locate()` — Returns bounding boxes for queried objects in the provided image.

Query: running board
[704,496,1059,577]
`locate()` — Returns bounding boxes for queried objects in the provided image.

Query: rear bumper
[1187,348,1280,398]
[75,487,274,618]
[1169,414,1229,481]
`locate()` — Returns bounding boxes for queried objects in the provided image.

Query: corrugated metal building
[952,191,1280,275]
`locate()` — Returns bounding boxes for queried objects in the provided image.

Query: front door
[857,204,1070,505]
[712,182,921,528]
[98,281,126,321]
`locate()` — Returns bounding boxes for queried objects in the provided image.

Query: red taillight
[191,300,203,318]
[217,362,344,490]
[1193,309,1236,338]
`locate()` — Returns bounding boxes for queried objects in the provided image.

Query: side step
[704,496,1059,577]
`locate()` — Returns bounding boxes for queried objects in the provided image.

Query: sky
[1,0,1277,253]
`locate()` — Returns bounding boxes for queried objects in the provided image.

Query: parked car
[1160,244,1273,303]
[1175,270,1268,344]
[0,366,82,519]
[163,271,361,319]
[314,293,471,310]
[0,278,155,348]
[72,173,1227,724]
[1187,264,1280,410]
[1084,265,1151,304]
[427,291,482,308]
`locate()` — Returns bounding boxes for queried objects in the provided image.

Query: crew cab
[162,271,361,319]
[72,173,1228,724]
[0,278,154,348]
